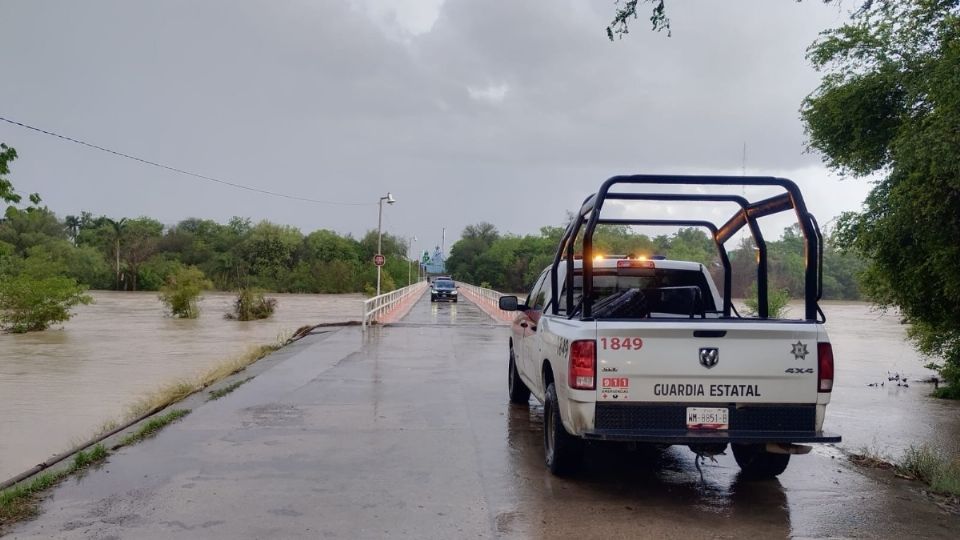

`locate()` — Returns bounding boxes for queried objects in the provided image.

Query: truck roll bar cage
[549,175,824,322]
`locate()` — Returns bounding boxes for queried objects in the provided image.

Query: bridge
[5,287,955,539]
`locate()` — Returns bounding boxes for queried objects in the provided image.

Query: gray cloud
[0,0,867,251]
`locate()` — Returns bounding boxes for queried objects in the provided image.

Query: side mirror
[498,295,519,311]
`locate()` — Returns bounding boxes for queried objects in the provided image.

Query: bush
[744,284,791,318]
[226,288,277,321]
[897,445,960,496]
[0,274,92,333]
[159,266,212,319]
[138,255,185,291]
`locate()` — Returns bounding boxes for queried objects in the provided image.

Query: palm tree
[64,215,81,245]
[105,218,127,290]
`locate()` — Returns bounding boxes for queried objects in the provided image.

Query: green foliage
[447,222,865,300]
[227,288,277,321]
[159,266,212,319]
[897,444,960,496]
[744,284,792,319]
[207,377,254,400]
[119,409,190,446]
[138,255,186,291]
[803,1,960,391]
[0,270,92,333]
[1,143,21,205]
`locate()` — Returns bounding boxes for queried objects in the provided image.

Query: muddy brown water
[0,295,958,484]
[0,291,363,481]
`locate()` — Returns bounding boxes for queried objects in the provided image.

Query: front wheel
[732,444,790,479]
[508,347,530,404]
[544,382,583,475]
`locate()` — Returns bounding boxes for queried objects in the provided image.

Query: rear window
[562,268,716,318]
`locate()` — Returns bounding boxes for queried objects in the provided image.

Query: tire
[732,443,790,479]
[544,382,583,475]
[453,298,458,303]
[430,295,436,302]
[508,347,531,404]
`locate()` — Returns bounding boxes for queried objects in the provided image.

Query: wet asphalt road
[8,295,960,539]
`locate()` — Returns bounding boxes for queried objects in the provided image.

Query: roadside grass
[208,377,254,401]
[897,445,960,496]
[0,445,108,526]
[849,444,960,498]
[117,409,191,447]
[126,338,286,418]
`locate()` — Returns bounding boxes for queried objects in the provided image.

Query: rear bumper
[581,429,841,444]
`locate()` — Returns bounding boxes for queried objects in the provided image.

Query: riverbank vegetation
[446,221,866,301]
[852,444,960,500]
[226,288,277,321]
[801,1,960,395]
[1,145,413,300]
[159,266,213,318]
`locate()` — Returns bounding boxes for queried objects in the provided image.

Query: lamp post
[376,192,396,297]
[408,235,418,286]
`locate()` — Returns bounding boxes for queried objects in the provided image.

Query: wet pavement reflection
[6,295,960,539]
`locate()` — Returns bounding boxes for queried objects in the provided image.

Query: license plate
[686,407,729,430]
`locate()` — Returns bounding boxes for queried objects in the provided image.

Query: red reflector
[568,340,596,390]
[616,260,655,269]
[818,342,834,392]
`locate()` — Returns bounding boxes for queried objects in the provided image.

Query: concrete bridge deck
[6,295,959,539]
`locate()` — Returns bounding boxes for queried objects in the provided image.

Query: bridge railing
[455,282,516,323]
[362,280,428,329]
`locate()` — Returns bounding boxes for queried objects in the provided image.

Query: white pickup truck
[498,175,840,477]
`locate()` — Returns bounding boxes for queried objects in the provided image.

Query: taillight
[818,342,834,392]
[568,340,596,390]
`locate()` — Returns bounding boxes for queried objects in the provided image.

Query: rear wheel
[507,347,530,404]
[544,382,583,475]
[732,444,790,478]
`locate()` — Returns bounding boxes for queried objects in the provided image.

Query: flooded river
[1,295,958,483]
[0,291,363,481]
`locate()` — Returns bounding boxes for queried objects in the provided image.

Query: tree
[120,217,163,291]
[0,273,92,333]
[104,217,127,290]
[159,266,213,319]
[802,1,960,393]
[603,1,874,40]
[64,215,81,244]
[1,143,20,205]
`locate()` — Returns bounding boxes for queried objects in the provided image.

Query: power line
[0,115,375,207]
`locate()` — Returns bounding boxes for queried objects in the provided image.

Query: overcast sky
[0,0,870,253]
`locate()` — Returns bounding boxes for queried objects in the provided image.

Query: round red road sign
[373,254,385,266]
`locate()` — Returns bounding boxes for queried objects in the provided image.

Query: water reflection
[503,403,790,538]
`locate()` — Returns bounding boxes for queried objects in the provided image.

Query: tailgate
[595,322,820,404]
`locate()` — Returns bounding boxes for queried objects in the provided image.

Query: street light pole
[376,192,395,297]
[408,235,417,286]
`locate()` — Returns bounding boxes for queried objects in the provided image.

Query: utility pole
[376,192,395,296]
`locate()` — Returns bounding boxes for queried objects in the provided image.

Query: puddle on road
[0,291,362,480]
